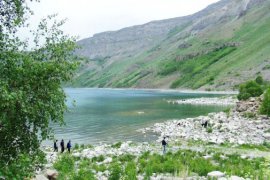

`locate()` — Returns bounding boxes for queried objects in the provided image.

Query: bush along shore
[33,92,270,180]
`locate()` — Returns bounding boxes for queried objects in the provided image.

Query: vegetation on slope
[158,46,237,89]
[261,88,270,116]
[236,76,270,117]
[72,0,270,90]
[237,80,263,100]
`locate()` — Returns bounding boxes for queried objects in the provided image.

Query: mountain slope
[71,0,270,90]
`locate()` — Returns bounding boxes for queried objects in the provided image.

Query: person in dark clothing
[53,140,58,152]
[201,120,208,128]
[162,137,167,154]
[67,140,72,153]
[60,139,65,153]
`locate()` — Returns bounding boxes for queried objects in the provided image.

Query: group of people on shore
[54,139,72,153]
[54,138,168,155]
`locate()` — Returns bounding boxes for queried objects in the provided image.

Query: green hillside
[70,0,270,90]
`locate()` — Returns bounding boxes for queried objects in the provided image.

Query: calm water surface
[50,88,229,145]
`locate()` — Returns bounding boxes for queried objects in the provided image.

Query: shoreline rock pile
[168,96,237,106]
[236,97,262,114]
[78,141,153,159]
[143,97,270,145]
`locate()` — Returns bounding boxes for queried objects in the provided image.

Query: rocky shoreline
[167,96,237,106]
[143,97,270,145]
[36,96,270,180]
[140,111,270,145]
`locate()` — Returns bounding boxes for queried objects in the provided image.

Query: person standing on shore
[67,140,72,153]
[162,137,167,154]
[60,139,65,153]
[53,140,58,152]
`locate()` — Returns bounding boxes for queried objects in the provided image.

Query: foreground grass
[53,148,269,180]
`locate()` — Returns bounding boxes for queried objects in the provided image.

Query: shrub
[237,81,263,100]
[243,112,256,119]
[92,155,105,162]
[54,154,75,179]
[72,159,96,180]
[80,144,85,149]
[261,88,270,116]
[0,152,46,179]
[108,163,122,180]
[255,76,264,85]
[123,161,137,180]
[118,154,136,162]
[207,127,213,133]
[111,142,122,149]
[223,108,231,117]
[243,112,256,118]
[74,143,80,150]
[73,169,95,180]
[91,164,107,172]
[263,65,270,70]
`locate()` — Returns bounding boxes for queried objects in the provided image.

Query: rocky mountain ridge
[77,0,264,59]
[72,0,270,90]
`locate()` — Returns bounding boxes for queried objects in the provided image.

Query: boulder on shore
[207,171,225,178]
[34,175,48,180]
[45,169,58,180]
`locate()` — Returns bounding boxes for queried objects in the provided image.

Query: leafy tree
[261,88,270,116]
[237,80,263,100]
[0,0,79,177]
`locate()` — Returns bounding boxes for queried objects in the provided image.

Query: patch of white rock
[140,111,270,145]
[168,96,237,106]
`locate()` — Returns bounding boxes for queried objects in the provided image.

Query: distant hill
[71,0,270,91]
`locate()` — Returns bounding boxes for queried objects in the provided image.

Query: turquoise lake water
[50,88,229,145]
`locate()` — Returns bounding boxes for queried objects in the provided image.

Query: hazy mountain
[71,0,270,90]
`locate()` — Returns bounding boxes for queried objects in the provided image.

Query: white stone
[73,152,81,157]
[103,157,112,164]
[45,169,58,179]
[240,155,247,159]
[207,171,225,178]
[263,133,270,139]
[34,175,48,180]
[203,155,212,159]
[229,176,245,180]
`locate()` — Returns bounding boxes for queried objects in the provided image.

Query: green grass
[243,112,256,118]
[108,162,123,180]
[238,142,270,151]
[92,155,105,162]
[168,46,237,88]
[52,147,270,180]
[53,154,76,179]
[138,149,266,178]
[111,142,122,149]
[123,161,137,180]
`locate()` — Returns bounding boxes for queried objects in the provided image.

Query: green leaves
[237,80,263,100]
[0,1,80,178]
[260,88,270,116]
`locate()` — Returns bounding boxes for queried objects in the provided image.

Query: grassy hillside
[70,0,270,90]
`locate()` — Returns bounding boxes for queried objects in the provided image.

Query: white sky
[25,0,220,40]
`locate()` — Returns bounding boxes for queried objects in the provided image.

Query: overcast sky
[25,0,220,40]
